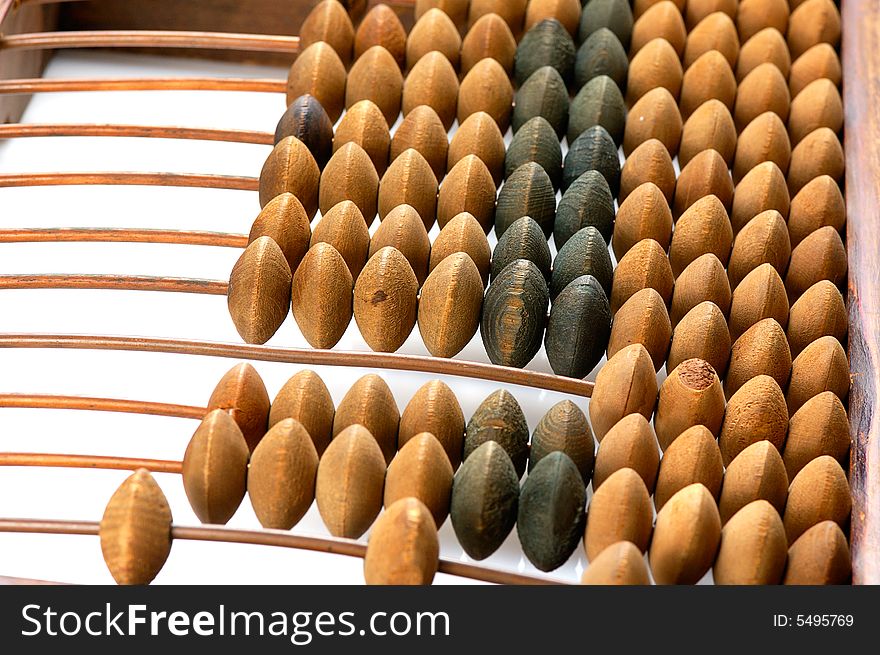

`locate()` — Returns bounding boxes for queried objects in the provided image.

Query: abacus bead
[512,66,570,138]
[555,170,616,246]
[514,18,576,85]
[564,125,621,195]
[568,74,627,146]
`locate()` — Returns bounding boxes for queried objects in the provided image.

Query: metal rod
[0,274,229,295]
[0,334,595,397]
[0,453,182,474]
[0,228,248,248]
[0,78,287,95]
[0,394,205,419]
[0,123,274,145]
[0,172,259,190]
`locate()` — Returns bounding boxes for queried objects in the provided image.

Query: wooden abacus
[0,0,874,586]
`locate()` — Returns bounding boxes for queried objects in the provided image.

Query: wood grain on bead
[333,100,391,177]
[461,13,517,76]
[670,254,732,325]
[589,344,658,441]
[563,124,621,194]
[623,87,682,157]
[378,149,439,229]
[784,455,851,543]
[399,379,465,468]
[385,433,454,527]
[727,210,791,289]
[526,0,582,35]
[737,0,789,42]
[546,274,612,378]
[390,105,449,182]
[788,175,845,247]
[99,469,172,585]
[734,63,791,131]
[787,127,844,194]
[507,116,563,189]
[736,27,791,82]
[673,148,734,216]
[354,4,406,66]
[495,162,556,238]
[512,66,570,138]
[418,252,483,358]
[249,192,311,275]
[630,1,686,56]
[552,225,613,298]
[316,424,387,539]
[787,336,849,414]
[364,497,439,585]
[259,136,320,217]
[581,541,650,585]
[668,301,731,376]
[431,212,492,285]
[719,375,788,466]
[407,8,461,69]
[679,51,737,120]
[610,238,674,313]
[269,369,335,456]
[728,263,789,341]
[514,18,576,85]
[299,0,355,66]
[346,45,404,127]
[734,112,791,183]
[274,94,334,167]
[784,521,851,585]
[785,391,850,480]
[448,111,506,185]
[627,38,682,106]
[619,138,676,204]
[608,287,671,371]
[654,425,724,510]
[655,359,725,450]
[719,440,789,523]
[612,183,672,261]
[714,500,787,585]
[403,51,460,131]
[584,467,653,560]
[247,418,319,530]
[464,389,529,477]
[291,242,353,349]
[311,200,371,278]
[530,400,595,484]
[725,318,792,398]
[789,43,841,97]
[684,12,740,68]
[206,362,270,454]
[787,0,841,59]
[679,100,736,168]
[593,414,660,492]
[668,194,732,276]
[320,142,379,226]
[556,170,616,246]
[788,78,843,146]
[457,57,514,132]
[437,156,496,233]
[182,409,249,524]
[286,42,346,122]
[785,225,847,300]
[353,246,418,353]
[492,217,551,283]
[574,29,628,92]
[333,373,399,465]
[731,161,791,235]
[787,280,847,357]
[369,204,431,284]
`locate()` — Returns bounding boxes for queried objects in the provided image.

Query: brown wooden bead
[99,469,172,585]
[669,195,733,276]
[333,100,390,177]
[461,13,517,75]
[320,142,379,224]
[787,280,847,357]
[530,400,596,485]
[287,42,346,122]
[633,0,684,18]
[248,418,319,530]
[311,200,370,278]
[670,254,732,325]
[655,359,725,450]
[788,175,845,247]
[590,344,659,441]
[334,373,400,465]
[457,57,514,132]
[719,440,788,524]
[399,380,465,468]
[734,63,791,131]
[790,43,841,97]
[385,433,454,527]
[316,424,387,538]
[593,414,660,492]
[227,237,291,346]
[784,455,850,543]
[623,87,682,157]
[584,468,653,559]
[468,0,528,34]
[715,500,787,585]
[391,105,449,183]
[736,27,791,81]
[378,149,439,229]
[448,111,506,185]
[407,8,461,70]
[620,139,676,204]
[430,212,491,285]
[727,210,791,289]
[370,204,431,284]
[650,483,721,584]
[612,183,673,261]
[655,425,724,510]
[630,1,686,56]
[728,263,789,341]
[183,409,249,524]
[608,288,672,371]
[353,246,419,353]
[787,335,849,414]
[418,253,483,358]
[402,51,459,132]
[249,192,311,274]
[347,45,404,126]
[269,370,335,456]
[207,363,269,454]
[415,0,469,26]
[610,238,674,313]
[731,161,791,235]
[437,156,496,233]
[785,225,847,300]
[737,0,789,43]
[259,136,320,217]
[785,391,850,480]
[300,0,355,65]
[788,78,843,146]
[582,541,652,584]
[525,0,581,34]
[679,50,737,120]
[365,497,439,585]
[354,4,406,66]
[291,242,353,349]
[733,112,792,183]
[787,0,841,59]
[683,13,740,69]
[679,100,736,168]
[725,318,792,398]
[784,521,851,585]
[673,148,734,216]
[686,0,736,29]
[668,301,731,378]
[719,375,788,466]
[626,38,682,105]
[787,127,845,195]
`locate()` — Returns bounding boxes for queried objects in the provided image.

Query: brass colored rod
[0,123,274,144]
[0,77,287,95]
[0,394,206,419]
[0,334,595,397]
[0,30,301,54]
[0,228,248,248]
[0,274,229,295]
[0,453,182,474]
[0,172,259,190]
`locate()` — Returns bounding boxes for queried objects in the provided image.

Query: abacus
[0,0,873,586]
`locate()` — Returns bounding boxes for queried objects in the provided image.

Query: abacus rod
[0,228,248,248]
[0,574,67,585]
[0,453,182,474]
[0,78,287,94]
[0,172,259,190]
[0,123,275,145]
[0,30,301,54]
[0,394,205,419]
[0,334,595,397]
[0,519,566,586]
[0,275,229,295]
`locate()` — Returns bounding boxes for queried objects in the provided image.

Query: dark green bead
[464,389,529,477]
[545,274,611,378]
[274,94,334,167]
[551,225,613,298]
[574,28,628,91]
[512,66,570,139]
[579,0,634,49]
[563,125,620,195]
[517,452,586,572]
[514,19,576,86]
[555,170,615,246]
[491,216,552,282]
[495,162,557,239]
[568,74,627,145]
[506,116,563,190]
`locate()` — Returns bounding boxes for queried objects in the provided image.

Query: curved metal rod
[0,30,301,54]
[0,394,205,419]
[0,453,182,473]
[0,274,229,295]
[0,334,595,397]
[0,519,567,586]
[0,172,259,190]
[0,78,287,95]
[0,123,274,145]
[0,228,248,248]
